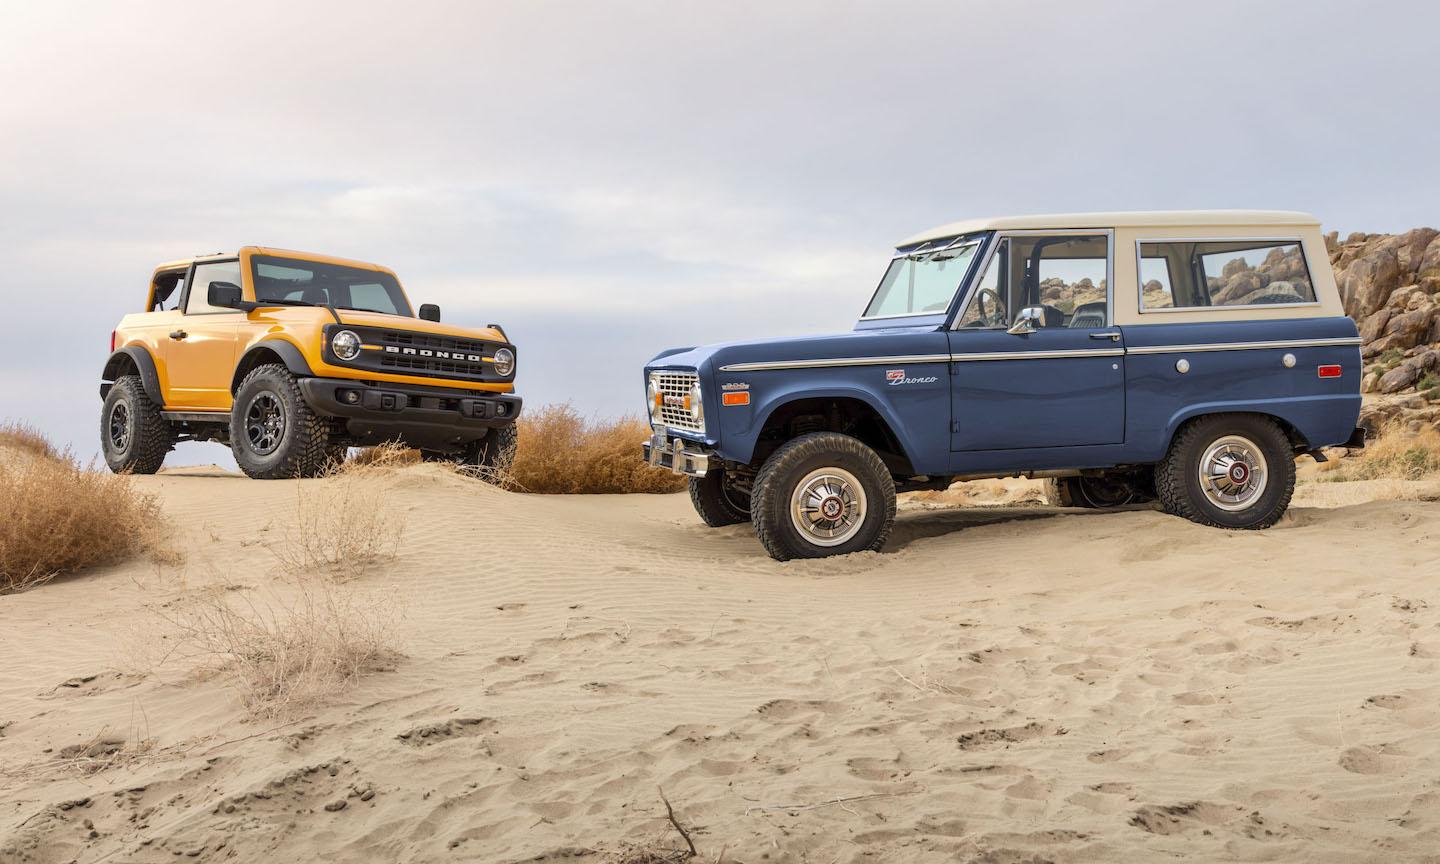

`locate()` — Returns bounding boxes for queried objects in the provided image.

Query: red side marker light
[1317,365,1342,379]
[722,391,750,406]
[110,330,117,352]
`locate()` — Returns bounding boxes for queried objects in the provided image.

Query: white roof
[899,210,1320,247]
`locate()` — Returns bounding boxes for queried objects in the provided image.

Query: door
[947,232,1126,451]
[161,260,244,411]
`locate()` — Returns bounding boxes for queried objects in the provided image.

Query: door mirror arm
[1007,306,1045,336]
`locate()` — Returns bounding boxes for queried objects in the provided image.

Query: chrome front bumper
[643,424,711,477]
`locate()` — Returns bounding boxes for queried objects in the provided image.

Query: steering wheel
[974,287,1007,327]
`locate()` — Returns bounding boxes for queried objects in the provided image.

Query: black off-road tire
[101,375,171,475]
[750,432,897,561]
[1155,414,1295,530]
[230,365,332,479]
[460,424,519,476]
[688,469,750,527]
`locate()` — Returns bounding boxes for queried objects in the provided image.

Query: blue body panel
[644,314,1361,478]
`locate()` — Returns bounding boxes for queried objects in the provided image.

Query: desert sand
[3,464,1440,863]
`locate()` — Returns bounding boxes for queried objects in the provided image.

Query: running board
[162,411,229,424]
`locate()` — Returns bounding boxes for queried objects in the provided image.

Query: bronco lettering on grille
[382,345,485,362]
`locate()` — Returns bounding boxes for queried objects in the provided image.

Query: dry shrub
[1326,423,1440,482]
[0,421,57,461]
[343,441,422,470]
[271,472,405,577]
[161,575,399,716]
[512,404,686,494]
[0,443,171,593]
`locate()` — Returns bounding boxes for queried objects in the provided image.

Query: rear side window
[1137,239,1315,310]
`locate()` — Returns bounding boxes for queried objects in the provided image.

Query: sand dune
[2,466,1440,863]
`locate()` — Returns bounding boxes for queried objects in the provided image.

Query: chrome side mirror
[1007,306,1045,335]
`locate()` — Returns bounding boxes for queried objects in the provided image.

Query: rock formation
[1327,228,1440,432]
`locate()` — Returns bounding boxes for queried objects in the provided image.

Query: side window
[150,271,186,311]
[957,234,1110,329]
[186,261,243,314]
[1139,256,1174,309]
[1138,240,1315,310]
[956,240,1006,328]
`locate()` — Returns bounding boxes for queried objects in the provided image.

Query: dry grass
[0,438,173,594]
[343,441,422,470]
[512,404,687,494]
[1320,423,1440,482]
[160,574,400,717]
[271,471,405,577]
[0,421,57,460]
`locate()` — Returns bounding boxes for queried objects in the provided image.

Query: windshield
[862,238,981,318]
[250,255,414,317]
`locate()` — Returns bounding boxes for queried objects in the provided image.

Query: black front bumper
[298,378,521,451]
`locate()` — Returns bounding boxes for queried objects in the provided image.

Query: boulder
[1420,234,1440,280]
[1339,249,1401,318]
[1324,230,1339,254]
[1396,228,1439,274]
[1358,309,1393,343]
[1378,362,1422,393]
[1381,307,1438,350]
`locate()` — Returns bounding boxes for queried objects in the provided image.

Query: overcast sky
[3,0,1437,466]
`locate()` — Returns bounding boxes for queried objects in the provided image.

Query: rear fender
[101,346,163,404]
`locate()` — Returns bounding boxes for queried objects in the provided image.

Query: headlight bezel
[331,329,362,361]
[688,382,704,422]
[492,347,515,377]
[647,377,663,424]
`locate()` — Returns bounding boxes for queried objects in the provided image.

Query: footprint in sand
[1129,801,1242,835]
[395,718,495,747]
[1338,744,1404,775]
[956,721,1066,751]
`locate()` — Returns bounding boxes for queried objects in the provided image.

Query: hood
[646,321,945,374]
[257,306,510,344]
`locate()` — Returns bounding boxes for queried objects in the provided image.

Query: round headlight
[647,379,662,422]
[331,329,361,361]
[689,383,703,420]
[492,347,515,377]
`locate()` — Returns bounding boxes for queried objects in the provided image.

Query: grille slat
[654,371,704,434]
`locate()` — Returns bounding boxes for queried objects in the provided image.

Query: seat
[1068,301,1106,329]
[300,286,329,306]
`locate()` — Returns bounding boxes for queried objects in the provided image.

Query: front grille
[326,324,512,384]
[654,371,704,434]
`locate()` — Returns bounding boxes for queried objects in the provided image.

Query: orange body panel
[114,247,514,411]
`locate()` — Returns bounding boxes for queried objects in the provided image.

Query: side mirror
[1007,306,1046,335]
[208,281,244,309]
[418,303,441,322]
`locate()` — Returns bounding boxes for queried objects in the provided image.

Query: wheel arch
[101,346,163,405]
[747,392,917,475]
[232,339,314,393]
[1165,408,1309,455]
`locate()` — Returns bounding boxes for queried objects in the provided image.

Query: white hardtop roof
[900,210,1320,247]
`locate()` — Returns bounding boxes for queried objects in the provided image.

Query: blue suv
[644,211,1364,560]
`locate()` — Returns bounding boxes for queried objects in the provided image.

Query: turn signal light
[1317,365,1342,379]
[722,391,750,406]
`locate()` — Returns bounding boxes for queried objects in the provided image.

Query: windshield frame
[859,232,988,321]
[246,253,415,318]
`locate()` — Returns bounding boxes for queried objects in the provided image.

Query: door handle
[169,330,188,341]
[1089,331,1121,341]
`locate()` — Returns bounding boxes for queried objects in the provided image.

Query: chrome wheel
[1197,434,1268,512]
[244,391,286,455]
[108,401,131,452]
[789,467,867,547]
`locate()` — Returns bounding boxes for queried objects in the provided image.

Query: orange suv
[101,247,520,479]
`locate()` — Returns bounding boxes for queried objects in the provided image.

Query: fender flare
[231,339,314,392]
[742,385,921,468]
[101,346,163,405]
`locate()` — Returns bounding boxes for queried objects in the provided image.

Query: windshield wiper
[253,298,318,307]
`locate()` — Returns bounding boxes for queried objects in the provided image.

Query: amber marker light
[722,391,751,406]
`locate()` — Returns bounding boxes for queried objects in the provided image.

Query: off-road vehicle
[102,247,520,478]
[644,211,1364,560]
